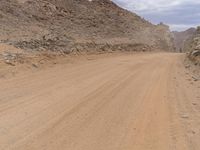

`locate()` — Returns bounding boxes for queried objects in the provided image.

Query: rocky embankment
[0,0,174,55]
[183,27,200,66]
[178,26,200,79]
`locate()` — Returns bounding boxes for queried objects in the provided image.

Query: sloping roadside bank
[0,43,155,79]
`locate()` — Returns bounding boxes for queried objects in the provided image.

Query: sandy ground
[0,53,200,150]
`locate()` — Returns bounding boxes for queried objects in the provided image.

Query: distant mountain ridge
[172,28,196,52]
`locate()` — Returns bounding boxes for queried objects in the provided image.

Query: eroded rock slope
[0,0,174,53]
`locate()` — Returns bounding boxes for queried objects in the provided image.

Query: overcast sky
[112,0,200,31]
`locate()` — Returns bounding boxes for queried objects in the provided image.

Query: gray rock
[4,60,15,66]
[191,50,200,57]
[181,114,189,119]
[192,76,199,81]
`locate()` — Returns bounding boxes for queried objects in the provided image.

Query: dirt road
[0,53,199,150]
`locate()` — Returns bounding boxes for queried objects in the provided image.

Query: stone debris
[0,52,24,66]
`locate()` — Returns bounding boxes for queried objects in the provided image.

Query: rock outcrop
[183,27,200,65]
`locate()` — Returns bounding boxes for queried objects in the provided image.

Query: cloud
[169,24,197,31]
[112,0,200,31]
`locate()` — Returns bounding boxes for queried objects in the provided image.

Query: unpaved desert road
[0,53,200,150]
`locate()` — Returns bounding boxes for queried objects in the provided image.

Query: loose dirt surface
[0,53,200,150]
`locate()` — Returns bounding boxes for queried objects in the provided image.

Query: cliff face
[0,0,174,53]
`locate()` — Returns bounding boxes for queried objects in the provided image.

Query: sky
[112,0,200,31]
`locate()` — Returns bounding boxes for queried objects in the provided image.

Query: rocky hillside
[0,0,174,53]
[183,27,200,65]
[172,28,196,52]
